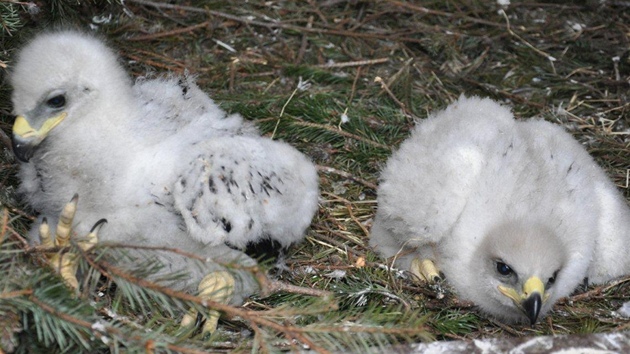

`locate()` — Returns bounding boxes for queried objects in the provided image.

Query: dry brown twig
[26,239,334,316]
[295,15,314,65]
[316,165,377,190]
[0,129,12,153]
[374,76,415,119]
[128,0,425,44]
[129,49,188,69]
[88,257,334,353]
[124,53,185,73]
[564,275,630,303]
[311,227,368,256]
[315,58,389,69]
[74,242,334,299]
[127,21,211,41]
[293,120,391,150]
[386,0,506,28]
[0,209,7,248]
[498,9,557,74]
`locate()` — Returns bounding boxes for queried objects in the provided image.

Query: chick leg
[410,258,441,283]
[39,194,103,291]
[181,270,235,335]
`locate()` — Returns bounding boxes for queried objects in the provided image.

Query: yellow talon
[58,253,79,290]
[39,218,53,248]
[78,218,106,251]
[55,194,78,247]
[180,311,197,328]
[181,271,235,335]
[38,194,104,292]
[411,258,441,283]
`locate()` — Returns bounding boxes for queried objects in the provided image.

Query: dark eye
[547,271,559,287]
[46,95,66,109]
[496,261,513,276]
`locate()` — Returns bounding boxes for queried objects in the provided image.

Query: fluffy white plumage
[370,96,630,324]
[10,31,319,307]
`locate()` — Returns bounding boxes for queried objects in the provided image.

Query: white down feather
[370,96,630,323]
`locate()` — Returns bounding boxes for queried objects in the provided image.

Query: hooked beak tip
[12,137,34,162]
[522,292,542,325]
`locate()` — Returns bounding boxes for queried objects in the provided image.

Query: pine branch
[28,294,213,354]
[292,121,391,150]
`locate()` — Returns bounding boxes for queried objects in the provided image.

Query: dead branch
[293,121,391,150]
[128,0,425,44]
[317,165,378,190]
[127,21,211,41]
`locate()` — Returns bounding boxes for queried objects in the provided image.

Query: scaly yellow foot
[410,258,441,283]
[181,270,235,335]
[39,194,105,291]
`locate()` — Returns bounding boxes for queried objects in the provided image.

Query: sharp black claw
[195,312,204,327]
[71,193,79,203]
[42,217,48,225]
[90,218,108,232]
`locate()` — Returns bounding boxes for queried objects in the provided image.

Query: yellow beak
[12,112,67,162]
[13,113,67,139]
[498,276,547,325]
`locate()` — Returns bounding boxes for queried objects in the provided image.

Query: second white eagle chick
[370,96,630,324]
[11,30,319,332]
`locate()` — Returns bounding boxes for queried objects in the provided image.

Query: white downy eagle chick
[10,30,319,332]
[370,96,630,324]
